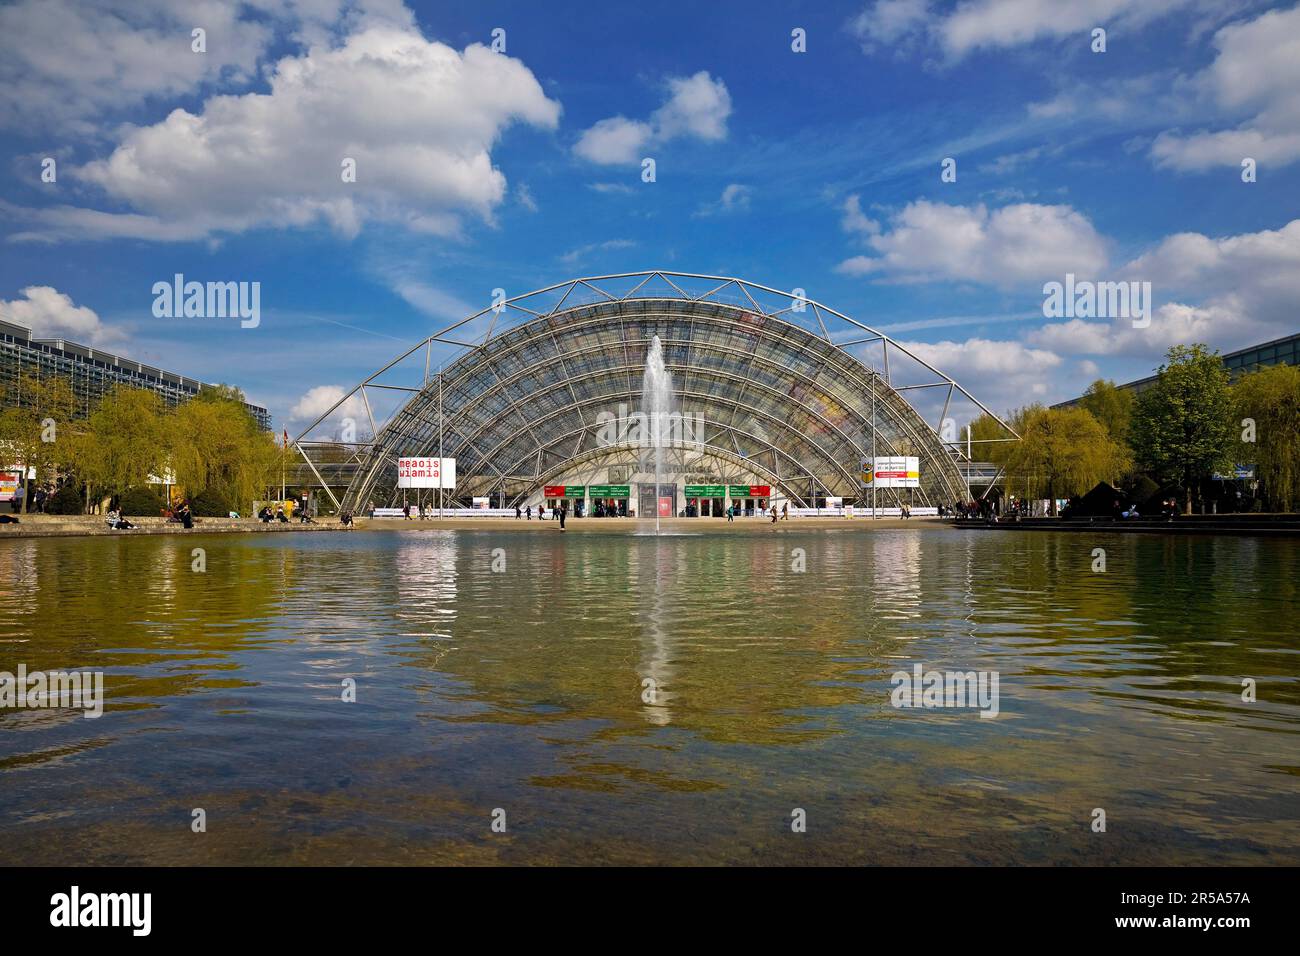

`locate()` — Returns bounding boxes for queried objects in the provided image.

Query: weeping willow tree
[1004,405,1131,515]
[73,385,169,507]
[1233,363,1300,512]
[168,389,284,514]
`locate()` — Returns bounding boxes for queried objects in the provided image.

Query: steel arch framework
[293,272,1017,511]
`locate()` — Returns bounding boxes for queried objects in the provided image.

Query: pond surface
[1,527,1297,864]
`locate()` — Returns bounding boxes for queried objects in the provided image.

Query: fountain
[642,335,674,535]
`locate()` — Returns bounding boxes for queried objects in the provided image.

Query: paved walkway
[0,514,942,538]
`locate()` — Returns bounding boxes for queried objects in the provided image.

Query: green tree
[1005,406,1129,515]
[1233,363,1300,512]
[0,373,77,512]
[1079,379,1134,450]
[72,385,169,507]
[1131,344,1235,514]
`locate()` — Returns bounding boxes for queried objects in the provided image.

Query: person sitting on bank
[177,500,194,529]
[105,509,135,530]
[258,505,273,523]
[276,506,289,523]
[339,510,354,529]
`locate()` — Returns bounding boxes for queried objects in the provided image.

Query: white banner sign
[862,456,919,489]
[396,457,456,489]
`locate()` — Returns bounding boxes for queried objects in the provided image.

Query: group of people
[7,478,64,515]
[948,499,999,520]
[7,482,58,514]
[258,504,290,524]
[510,503,570,528]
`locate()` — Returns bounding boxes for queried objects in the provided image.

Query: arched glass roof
[293,272,1016,509]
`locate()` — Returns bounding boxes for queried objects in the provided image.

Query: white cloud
[835,200,1108,285]
[1029,301,1248,359]
[653,72,732,141]
[850,0,1203,60]
[840,194,880,235]
[289,384,366,426]
[694,183,752,217]
[0,0,271,133]
[0,285,126,347]
[1151,6,1300,170]
[847,0,931,53]
[45,26,559,242]
[1030,218,1300,358]
[903,337,1064,412]
[574,117,654,165]
[574,71,731,165]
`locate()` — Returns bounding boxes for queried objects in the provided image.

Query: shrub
[118,486,167,517]
[46,483,85,514]
[189,486,235,517]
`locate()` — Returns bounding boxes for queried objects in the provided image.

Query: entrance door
[637,484,657,519]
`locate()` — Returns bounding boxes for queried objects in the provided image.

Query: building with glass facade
[0,318,271,429]
[295,273,1014,515]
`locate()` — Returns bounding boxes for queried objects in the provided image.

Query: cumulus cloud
[45,25,559,242]
[903,337,1064,412]
[574,71,731,165]
[835,200,1108,285]
[574,118,654,166]
[289,384,366,426]
[0,0,271,133]
[1151,6,1300,170]
[1030,218,1300,358]
[0,285,126,347]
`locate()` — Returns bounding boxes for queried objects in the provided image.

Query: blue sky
[2,0,1298,430]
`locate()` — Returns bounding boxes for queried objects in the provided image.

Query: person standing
[559,501,567,531]
[526,504,532,520]
[11,482,24,514]
[515,504,522,519]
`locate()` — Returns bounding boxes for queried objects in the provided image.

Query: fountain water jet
[641,335,675,535]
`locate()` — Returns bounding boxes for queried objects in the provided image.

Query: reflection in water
[634,541,675,726]
[0,528,1297,865]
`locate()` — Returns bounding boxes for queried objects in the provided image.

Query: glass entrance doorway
[637,483,676,519]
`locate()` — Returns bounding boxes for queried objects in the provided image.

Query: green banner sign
[685,485,726,497]
[588,485,630,497]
